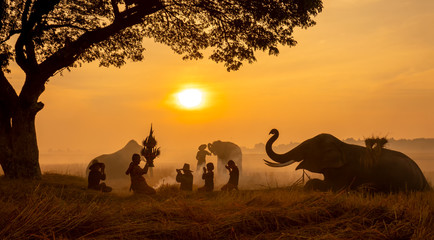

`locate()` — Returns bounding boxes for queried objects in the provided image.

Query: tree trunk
[0,104,42,179]
[0,72,44,179]
[0,72,14,177]
[0,103,13,176]
[11,105,42,178]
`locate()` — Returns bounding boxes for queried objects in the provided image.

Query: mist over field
[4,137,432,193]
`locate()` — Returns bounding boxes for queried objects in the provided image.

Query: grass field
[1,173,433,240]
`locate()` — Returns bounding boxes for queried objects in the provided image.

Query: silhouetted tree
[0,0,323,179]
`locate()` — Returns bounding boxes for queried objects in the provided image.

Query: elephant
[208,141,242,175]
[86,140,142,180]
[264,129,431,192]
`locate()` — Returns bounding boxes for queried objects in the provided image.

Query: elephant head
[208,141,232,159]
[207,142,216,155]
[264,129,346,173]
[208,140,242,174]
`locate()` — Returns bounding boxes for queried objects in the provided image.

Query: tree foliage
[1,0,323,73]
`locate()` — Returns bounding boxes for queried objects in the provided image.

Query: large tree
[0,0,322,179]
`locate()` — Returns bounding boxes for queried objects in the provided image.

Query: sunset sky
[8,0,434,164]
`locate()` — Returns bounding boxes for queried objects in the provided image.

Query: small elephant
[264,129,431,192]
[208,140,242,175]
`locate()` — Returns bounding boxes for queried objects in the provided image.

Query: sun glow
[176,88,203,109]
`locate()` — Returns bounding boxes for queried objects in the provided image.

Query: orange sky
[8,0,434,164]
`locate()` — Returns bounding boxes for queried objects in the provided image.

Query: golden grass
[0,173,433,239]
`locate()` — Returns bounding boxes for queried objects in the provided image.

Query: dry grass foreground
[0,174,433,240]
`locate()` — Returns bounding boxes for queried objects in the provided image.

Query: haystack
[362,137,388,168]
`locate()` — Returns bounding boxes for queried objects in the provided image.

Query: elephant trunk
[265,129,303,167]
[207,143,215,155]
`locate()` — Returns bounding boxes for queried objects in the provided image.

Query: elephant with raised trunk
[264,129,431,192]
[208,141,242,175]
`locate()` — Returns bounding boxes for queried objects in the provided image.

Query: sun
[176,88,203,109]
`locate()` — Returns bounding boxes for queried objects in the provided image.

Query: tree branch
[15,0,33,73]
[111,0,121,20]
[0,29,22,45]
[21,0,32,27]
[41,24,90,32]
[119,0,164,20]
[39,1,165,79]
[24,35,38,69]
[16,0,64,75]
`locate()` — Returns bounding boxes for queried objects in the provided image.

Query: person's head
[227,160,236,168]
[206,162,214,171]
[181,163,192,173]
[132,153,141,165]
[198,144,207,151]
[89,160,102,171]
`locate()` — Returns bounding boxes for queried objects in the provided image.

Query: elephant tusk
[264,159,280,166]
[264,159,296,167]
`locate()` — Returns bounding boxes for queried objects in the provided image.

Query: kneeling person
[88,160,112,192]
[176,163,193,191]
[125,153,156,195]
[198,162,214,192]
[221,160,239,192]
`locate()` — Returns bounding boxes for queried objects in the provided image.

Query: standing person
[196,144,211,171]
[221,160,239,192]
[198,162,214,192]
[88,160,112,192]
[176,163,193,191]
[125,153,156,195]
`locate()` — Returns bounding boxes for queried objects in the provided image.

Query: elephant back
[367,148,430,191]
[86,140,142,180]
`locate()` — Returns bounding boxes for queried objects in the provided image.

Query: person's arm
[142,162,149,174]
[202,168,207,180]
[125,162,134,175]
[205,172,212,181]
[100,166,106,180]
[100,171,106,180]
[176,171,183,183]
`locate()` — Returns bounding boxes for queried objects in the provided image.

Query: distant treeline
[242,138,434,154]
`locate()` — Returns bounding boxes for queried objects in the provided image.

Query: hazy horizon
[37,136,434,171]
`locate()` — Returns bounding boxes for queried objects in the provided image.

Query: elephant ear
[296,144,346,173]
[320,148,346,169]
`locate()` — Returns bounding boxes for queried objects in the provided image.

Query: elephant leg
[304,179,330,191]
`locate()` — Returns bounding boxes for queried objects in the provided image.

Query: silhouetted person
[198,162,214,192]
[125,153,156,195]
[221,160,239,192]
[88,160,112,192]
[176,163,193,191]
[196,144,211,171]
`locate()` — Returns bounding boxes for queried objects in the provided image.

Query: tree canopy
[1,0,323,73]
